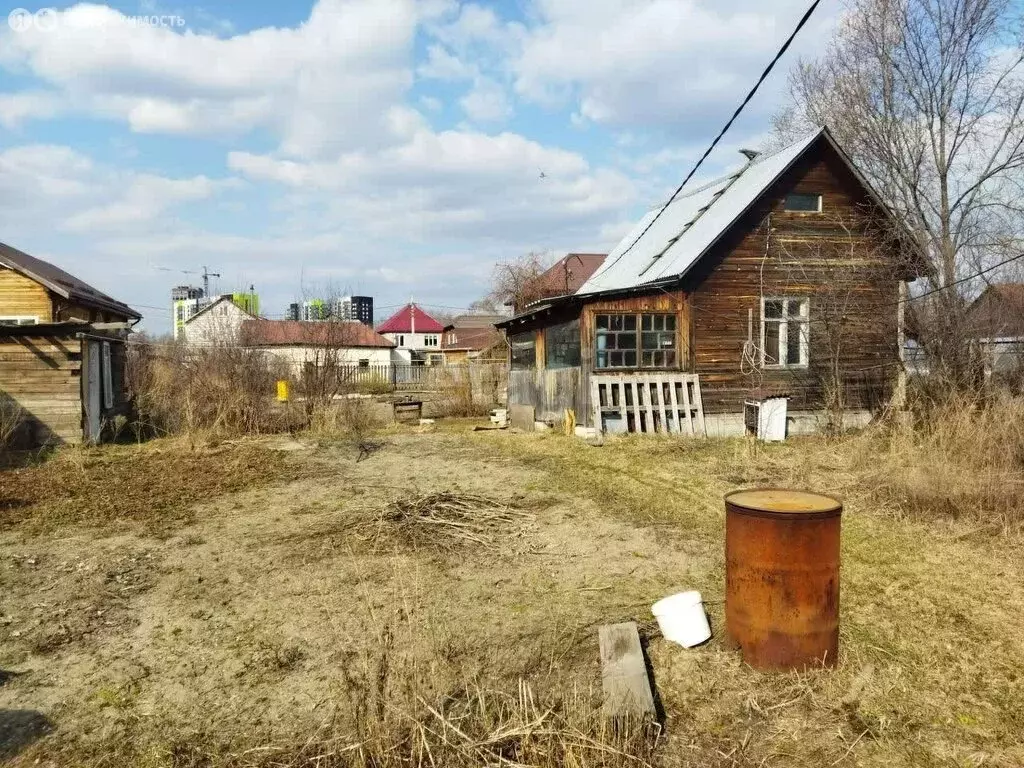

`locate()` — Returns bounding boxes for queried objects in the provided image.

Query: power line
[599,0,825,278]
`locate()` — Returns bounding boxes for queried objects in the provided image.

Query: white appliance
[743,397,788,441]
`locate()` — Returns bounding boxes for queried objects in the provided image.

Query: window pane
[610,315,623,331]
[510,332,536,369]
[623,315,637,331]
[787,322,803,365]
[641,315,652,331]
[619,332,636,350]
[784,193,821,212]
[623,350,637,367]
[665,315,676,331]
[545,318,580,368]
[596,314,609,330]
[764,300,783,319]
[764,322,780,364]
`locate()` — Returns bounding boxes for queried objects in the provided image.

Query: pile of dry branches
[347,492,535,553]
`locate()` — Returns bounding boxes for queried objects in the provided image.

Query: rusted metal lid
[725,488,842,520]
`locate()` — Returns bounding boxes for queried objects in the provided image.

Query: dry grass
[0,439,323,535]
[857,393,1024,528]
[4,414,1024,767]
[341,491,536,553]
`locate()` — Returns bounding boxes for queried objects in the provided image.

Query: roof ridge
[644,127,823,211]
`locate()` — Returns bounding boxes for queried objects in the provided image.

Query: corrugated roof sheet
[241,319,394,348]
[578,128,824,295]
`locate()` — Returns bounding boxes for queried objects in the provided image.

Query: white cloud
[0,92,66,128]
[459,77,513,123]
[0,144,227,235]
[0,0,423,158]
[512,0,838,131]
[417,44,476,81]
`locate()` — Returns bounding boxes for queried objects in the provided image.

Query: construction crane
[155,265,221,297]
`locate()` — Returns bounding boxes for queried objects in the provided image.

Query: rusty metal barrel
[724,489,842,670]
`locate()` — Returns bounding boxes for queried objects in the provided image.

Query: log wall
[0,336,83,446]
[0,268,53,321]
[687,149,900,414]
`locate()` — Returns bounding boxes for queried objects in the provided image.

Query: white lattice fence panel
[590,373,706,436]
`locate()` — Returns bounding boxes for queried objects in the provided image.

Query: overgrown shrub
[127,342,292,440]
[861,392,1024,527]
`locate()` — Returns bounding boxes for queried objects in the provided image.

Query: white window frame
[424,334,439,348]
[0,316,39,325]
[783,193,823,213]
[761,297,810,369]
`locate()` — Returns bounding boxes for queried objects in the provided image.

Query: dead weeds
[343,491,536,554]
[0,439,325,535]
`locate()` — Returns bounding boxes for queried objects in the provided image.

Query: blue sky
[0,0,838,332]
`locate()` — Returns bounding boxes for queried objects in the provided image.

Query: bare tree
[488,251,555,313]
[776,0,1024,387]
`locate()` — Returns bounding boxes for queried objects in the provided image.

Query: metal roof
[577,128,824,295]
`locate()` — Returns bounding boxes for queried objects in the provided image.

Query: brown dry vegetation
[1,411,1023,767]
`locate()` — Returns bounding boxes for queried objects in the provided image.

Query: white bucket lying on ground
[651,591,711,648]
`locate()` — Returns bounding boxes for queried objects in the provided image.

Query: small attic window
[784,193,822,212]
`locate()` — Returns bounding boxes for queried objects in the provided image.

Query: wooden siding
[687,149,900,413]
[508,367,586,424]
[0,336,82,446]
[0,267,53,321]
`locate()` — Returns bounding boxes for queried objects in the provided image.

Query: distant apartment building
[287,295,373,325]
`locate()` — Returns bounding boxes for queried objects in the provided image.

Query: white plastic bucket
[651,591,711,648]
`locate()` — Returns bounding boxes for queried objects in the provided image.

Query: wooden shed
[497,126,925,437]
[0,242,141,448]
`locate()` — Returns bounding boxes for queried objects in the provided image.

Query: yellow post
[276,380,290,403]
[564,409,576,436]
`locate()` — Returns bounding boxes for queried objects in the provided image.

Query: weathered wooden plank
[509,404,535,431]
[654,375,667,434]
[680,378,693,435]
[598,622,656,721]
[691,375,707,437]
[630,380,642,433]
[643,380,654,434]
[667,375,681,434]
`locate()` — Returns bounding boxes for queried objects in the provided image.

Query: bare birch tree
[776,0,1024,387]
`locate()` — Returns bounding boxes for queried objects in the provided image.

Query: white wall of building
[181,300,251,345]
[380,331,442,353]
[258,345,392,374]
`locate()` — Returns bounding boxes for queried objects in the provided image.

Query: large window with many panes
[595,313,677,369]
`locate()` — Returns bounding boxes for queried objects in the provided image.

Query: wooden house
[0,242,141,447]
[441,314,507,365]
[497,126,922,436]
[965,284,1024,377]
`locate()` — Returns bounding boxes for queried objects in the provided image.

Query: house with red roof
[240,318,394,373]
[376,302,446,364]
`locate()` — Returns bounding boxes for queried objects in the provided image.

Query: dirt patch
[0,538,161,665]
